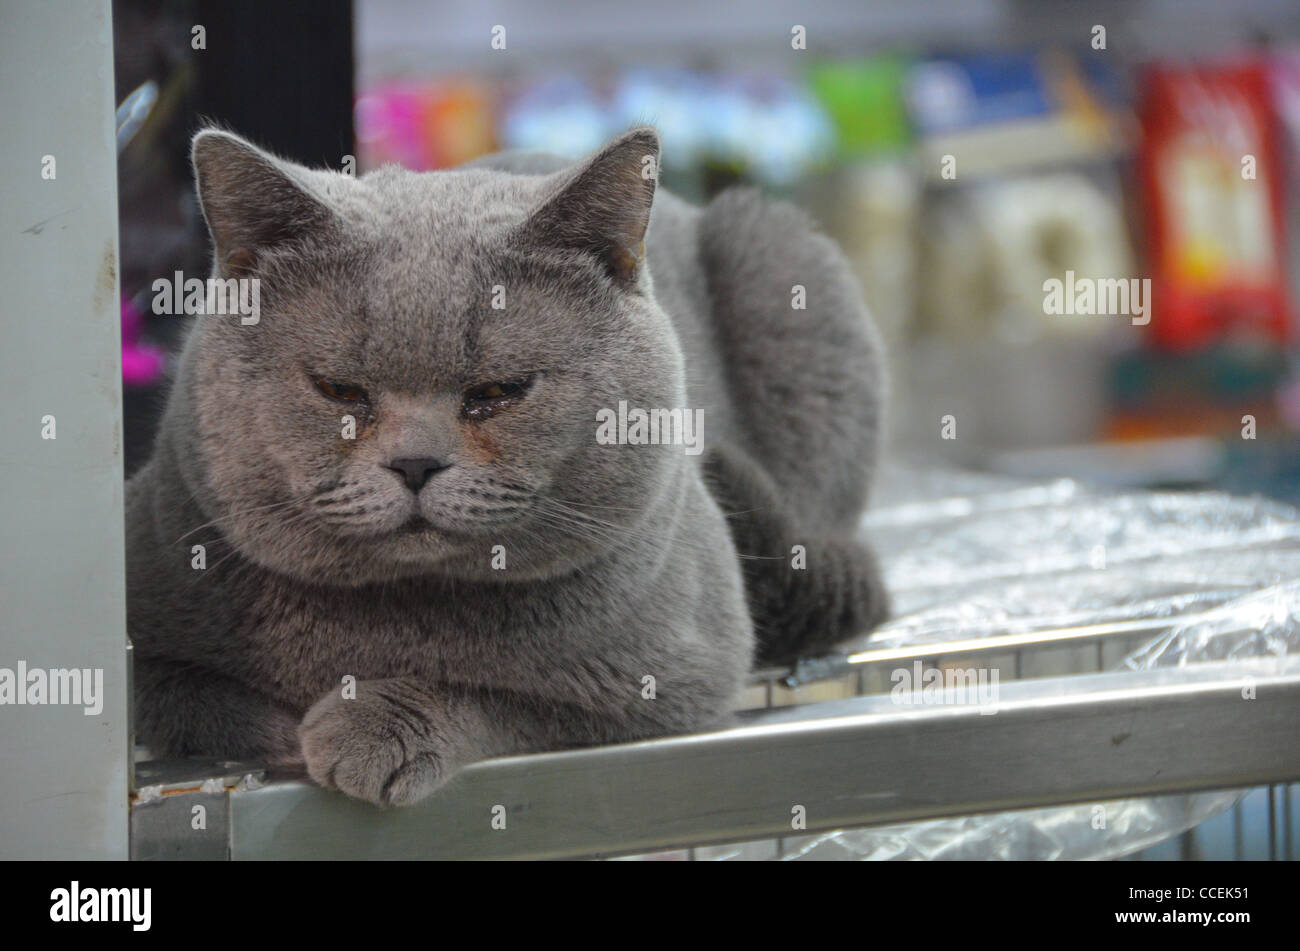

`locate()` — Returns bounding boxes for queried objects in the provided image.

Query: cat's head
[180,127,687,585]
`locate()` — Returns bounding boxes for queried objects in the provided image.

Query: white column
[0,0,129,859]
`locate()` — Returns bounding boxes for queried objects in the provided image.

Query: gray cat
[126,126,887,806]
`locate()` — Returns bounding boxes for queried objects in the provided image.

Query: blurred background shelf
[116,0,1300,499]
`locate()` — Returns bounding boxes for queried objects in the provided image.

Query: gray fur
[127,127,886,805]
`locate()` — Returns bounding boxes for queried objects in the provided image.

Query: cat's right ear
[519,127,660,288]
[191,130,336,277]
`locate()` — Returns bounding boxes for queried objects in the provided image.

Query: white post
[0,0,129,858]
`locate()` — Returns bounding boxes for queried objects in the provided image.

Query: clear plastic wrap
[753,464,1299,860]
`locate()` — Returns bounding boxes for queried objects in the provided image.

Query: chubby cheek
[263,406,358,495]
[461,411,566,472]
[461,421,500,466]
[266,437,331,498]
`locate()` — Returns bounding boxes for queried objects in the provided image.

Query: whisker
[174,491,317,543]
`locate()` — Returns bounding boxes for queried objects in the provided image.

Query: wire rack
[620,624,1298,860]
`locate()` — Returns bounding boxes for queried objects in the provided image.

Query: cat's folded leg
[703,442,890,664]
[133,656,303,764]
[298,678,528,807]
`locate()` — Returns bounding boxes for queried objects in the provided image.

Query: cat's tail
[703,442,890,666]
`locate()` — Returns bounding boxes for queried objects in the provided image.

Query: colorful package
[1137,61,1293,350]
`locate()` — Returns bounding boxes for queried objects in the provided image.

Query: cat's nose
[384,457,451,492]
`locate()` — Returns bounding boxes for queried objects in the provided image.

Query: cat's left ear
[521,127,659,287]
[191,129,339,278]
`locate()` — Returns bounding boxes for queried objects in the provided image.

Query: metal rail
[130,655,1300,859]
[764,611,1237,689]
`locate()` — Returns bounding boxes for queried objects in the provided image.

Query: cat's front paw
[298,680,449,806]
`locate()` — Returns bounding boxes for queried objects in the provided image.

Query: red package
[1137,61,1292,350]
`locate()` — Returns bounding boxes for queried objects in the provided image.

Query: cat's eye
[312,377,367,403]
[462,376,533,419]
